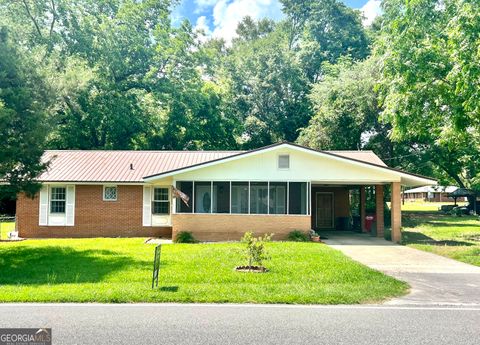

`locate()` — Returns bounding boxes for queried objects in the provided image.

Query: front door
[316,192,334,229]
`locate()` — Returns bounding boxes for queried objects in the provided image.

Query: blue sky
[173,0,381,42]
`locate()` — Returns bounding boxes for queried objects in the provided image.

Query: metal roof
[326,151,387,167]
[404,186,458,194]
[39,150,242,182]
[37,145,394,183]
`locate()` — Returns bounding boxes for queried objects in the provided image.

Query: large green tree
[298,56,438,177]
[0,28,48,195]
[281,0,370,82]
[0,0,238,151]
[378,0,480,188]
[298,58,380,151]
[222,18,311,148]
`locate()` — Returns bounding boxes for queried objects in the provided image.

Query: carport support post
[391,182,402,243]
[375,185,384,238]
[360,186,366,232]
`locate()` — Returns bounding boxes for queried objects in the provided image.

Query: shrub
[287,230,309,242]
[174,231,197,243]
[450,207,463,217]
[241,232,272,267]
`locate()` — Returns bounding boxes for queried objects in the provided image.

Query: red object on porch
[364,216,375,232]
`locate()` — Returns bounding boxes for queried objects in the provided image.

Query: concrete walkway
[322,232,480,306]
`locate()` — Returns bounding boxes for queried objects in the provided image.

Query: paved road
[323,232,480,305]
[1,303,479,345]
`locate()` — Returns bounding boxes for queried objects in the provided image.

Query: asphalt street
[1,303,479,345]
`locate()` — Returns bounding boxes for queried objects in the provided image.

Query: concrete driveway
[322,232,480,306]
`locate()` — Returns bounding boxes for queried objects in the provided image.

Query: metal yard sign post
[152,244,161,288]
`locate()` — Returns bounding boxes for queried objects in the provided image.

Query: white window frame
[103,185,118,201]
[50,186,67,214]
[152,186,170,215]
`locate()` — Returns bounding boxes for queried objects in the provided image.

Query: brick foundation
[172,213,311,241]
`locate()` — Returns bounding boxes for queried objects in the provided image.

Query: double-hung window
[50,187,66,213]
[153,188,170,215]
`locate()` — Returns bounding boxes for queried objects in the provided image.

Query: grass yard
[401,201,466,212]
[0,222,15,240]
[0,238,407,304]
[402,212,480,266]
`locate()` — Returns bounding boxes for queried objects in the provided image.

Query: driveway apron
[322,232,480,306]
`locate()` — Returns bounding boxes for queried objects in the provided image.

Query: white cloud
[210,0,283,43]
[195,0,219,8]
[361,0,382,26]
[194,16,212,42]
[194,0,219,13]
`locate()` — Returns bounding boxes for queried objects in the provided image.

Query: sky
[172,0,382,43]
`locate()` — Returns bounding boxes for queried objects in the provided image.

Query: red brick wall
[172,214,311,241]
[16,185,171,238]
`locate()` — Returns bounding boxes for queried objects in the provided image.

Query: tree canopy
[1,0,479,195]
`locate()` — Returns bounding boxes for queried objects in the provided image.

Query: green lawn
[0,222,15,240]
[0,238,407,303]
[401,201,467,212]
[402,212,480,266]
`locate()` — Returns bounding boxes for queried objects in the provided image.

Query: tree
[378,0,480,189]
[0,28,48,195]
[298,58,379,150]
[281,0,370,82]
[297,56,440,179]
[222,18,311,148]
[0,0,238,151]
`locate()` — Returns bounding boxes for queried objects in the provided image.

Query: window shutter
[65,185,75,226]
[39,185,49,226]
[143,186,152,226]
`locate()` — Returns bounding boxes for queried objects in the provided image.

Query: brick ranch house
[16,142,436,242]
[402,185,461,203]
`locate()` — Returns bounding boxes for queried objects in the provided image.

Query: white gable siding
[173,147,400,184]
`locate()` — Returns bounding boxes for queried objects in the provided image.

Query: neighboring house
[16,142,436,242]
[403,186,461,202]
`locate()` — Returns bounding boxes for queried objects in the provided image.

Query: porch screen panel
[195,182,212,213]
[289,182,307,214]
[176,181,193,213]
[212,182,230,213]
[250,182,268,214]
[231,182,248,214]
[269,182,287,214]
